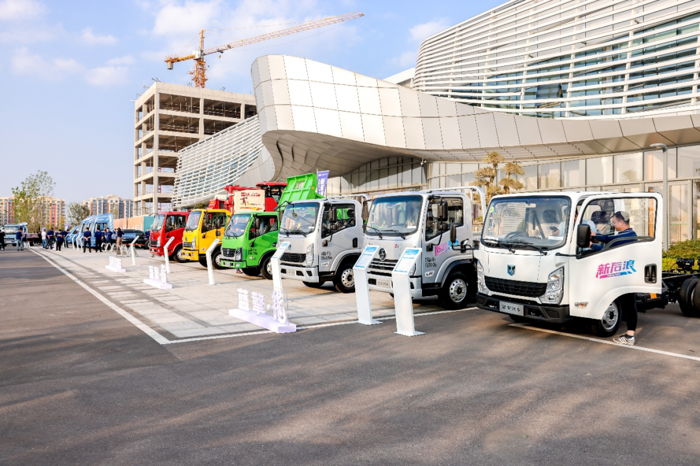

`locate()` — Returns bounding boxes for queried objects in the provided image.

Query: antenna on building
[220,87,225,91]
[152,77,161,82]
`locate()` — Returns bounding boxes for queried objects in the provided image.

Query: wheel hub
[601,303,619,331]
[449,278,467,303]
[341,268,354,287]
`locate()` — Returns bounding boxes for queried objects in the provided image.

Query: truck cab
[278,197,364,292]
[149,211,189,262]
[363,189,484,309]
[220,174,321,278]
[181,209,230,268]
[3,223,28,247]
[474,191,662,336]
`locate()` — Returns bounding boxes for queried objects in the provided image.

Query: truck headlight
[156,238,161,247]
[305,243,314,266]
[477,260,489,294]
[541,267,564,305]
[192,237,196,249]
[234,247,242,261]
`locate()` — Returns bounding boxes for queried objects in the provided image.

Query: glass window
[185,211,202,231]
[615,153,643,183]
[367,195,422,237]
[322,203,356,238]
[644,149,676,181]
[678,146,700,179]
[425,197,463,241]
[521,164,537,191]
[562,160,585,187]
[250,215,278,239]
[670,183,689,244]
[586,157,613,185]
[201,212,228,233]
[224,213,251,238]
[280,202,320,235]
[580,197,657,247]
[538,163,561,189]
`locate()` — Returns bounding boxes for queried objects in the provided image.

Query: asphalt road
[2,249,700,465]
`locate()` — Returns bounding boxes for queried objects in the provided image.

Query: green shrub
[662,239,700,271]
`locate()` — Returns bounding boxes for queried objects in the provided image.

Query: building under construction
[133,83,256,215]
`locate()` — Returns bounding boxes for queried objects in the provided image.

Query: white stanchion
[106,256,126,273]
[391,248,424,336]
[143,264,172,289]
[130,238,138,266]
[271,242,290,294]
[206,239,220,285]
[163,237,175,274]
[354,245,381,325]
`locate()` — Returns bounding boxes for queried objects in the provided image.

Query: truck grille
[222,248,235,258]
[281,253,306,264]
[182,242,194,249]
[368,259,398,276]
[149,239,158,247]
[485,277,546,298]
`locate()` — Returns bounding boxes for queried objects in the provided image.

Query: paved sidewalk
[32,246,443,342]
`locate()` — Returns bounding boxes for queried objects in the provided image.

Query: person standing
[94,228,103,253]
[47,228,55,249]
[15,229,24,251]
[41,228,47,248]
[82,228,92,253]
[55,230,64,252]
[116,228,124,255]
[0,228,5,251]
[104,228,112,251]
[61,228,68,249]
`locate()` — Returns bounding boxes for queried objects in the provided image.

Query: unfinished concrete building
[133,82,257,215]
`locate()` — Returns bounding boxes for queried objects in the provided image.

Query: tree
[67,202,91,227]
[110,203,120,220]
[500,162,525,194]
[11,171,55,232]
[471,151,525,204]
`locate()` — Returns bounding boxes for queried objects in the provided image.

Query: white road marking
[511,323,700,363]
[31,249,170,345]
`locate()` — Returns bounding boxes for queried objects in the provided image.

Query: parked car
[121,229,148,249]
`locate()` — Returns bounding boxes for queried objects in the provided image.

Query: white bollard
[130,237,138,266]
[206,239,220,285]
[163,237,175,274]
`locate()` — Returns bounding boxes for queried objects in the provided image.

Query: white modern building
[175,0,700,244]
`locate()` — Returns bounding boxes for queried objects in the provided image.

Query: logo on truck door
[507,265,516,276]
[596,260,636,279]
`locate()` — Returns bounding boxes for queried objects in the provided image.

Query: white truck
[3,223,29,247]
[277,197,365,293]
[473,191,672,336]
[363,188,486,309]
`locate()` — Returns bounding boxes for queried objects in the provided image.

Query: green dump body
[220,174,324,275]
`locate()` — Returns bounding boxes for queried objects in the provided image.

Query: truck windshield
[151,214,164,231]
[366,195,422,237]
[225,214,251,238]
[4,226,19,234]
[280,202,319,236]
[185,211,202,232]
[482,196,571,250]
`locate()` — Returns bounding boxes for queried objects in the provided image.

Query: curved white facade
[415,0,700,119]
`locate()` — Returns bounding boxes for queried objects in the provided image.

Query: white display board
[354,245,381,325]
[392,248,424,336]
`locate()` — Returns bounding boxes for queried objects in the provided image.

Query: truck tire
[260,254,273,280]
[303,281,323,288]
[439,272,469,310]
[688,280,700,318]
[243,267,260,277]
[333,261,356,293]
[198,256,208,268]
[679,278,700,317]
[172,245,187,263]
[591,300,621,337]
[211,248,225,270]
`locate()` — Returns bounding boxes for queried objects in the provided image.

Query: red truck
[149,211,190,262]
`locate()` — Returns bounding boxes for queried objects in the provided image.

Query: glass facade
[414,1,700,118]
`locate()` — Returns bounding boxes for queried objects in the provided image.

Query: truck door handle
[644,264,657,283]
[352,238,358,248]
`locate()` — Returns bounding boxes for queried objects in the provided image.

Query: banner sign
[316,171,330,196]
[234,190,265,211]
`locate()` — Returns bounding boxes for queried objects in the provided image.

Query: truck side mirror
[576,224,591,249]
[254,217,261,230]
[329,208,337,223]
[216,230,221,237]
[362,201,369,223]
[437,200,448,221]
[450,223,457,244]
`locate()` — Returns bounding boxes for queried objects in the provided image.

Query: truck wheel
[333,262,355,293]
[303,281,323,288]
[439,272,469,310]
[173,245,187,263]
[198,256,208,268]
[260,255,273,280]
[591,301,621,337]
[212,249,225,270]
[243,267,260,277]
[679,278,700,317]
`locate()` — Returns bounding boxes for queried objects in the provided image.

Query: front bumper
[182,249,199,261]
[280,264,320,282]
[476,293,570,323]
[150,246,164,256]
[220,259,247,269]
[366,274,423,299]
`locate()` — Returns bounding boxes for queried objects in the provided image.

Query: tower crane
[165,12,364,88]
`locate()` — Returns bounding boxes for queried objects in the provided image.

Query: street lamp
[650,143,669,251]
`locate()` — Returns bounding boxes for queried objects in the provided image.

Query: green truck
[220,173,322,278]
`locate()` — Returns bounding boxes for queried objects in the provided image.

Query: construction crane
[165,12,364,88]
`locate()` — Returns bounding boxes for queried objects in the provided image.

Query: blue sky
[0,0,504,203]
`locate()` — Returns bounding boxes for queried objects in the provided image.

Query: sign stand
[354,245,381,325]
[144,264,172,290]
[106,256,126,273]
[228,242,296,333]
[391,248,424,336]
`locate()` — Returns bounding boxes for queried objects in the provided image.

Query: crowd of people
[80,227,125,253]
[0,226,126,254]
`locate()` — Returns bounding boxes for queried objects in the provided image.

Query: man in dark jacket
[590,211,637,252]
[15,229,24,251]
[94,228,103,253]
[82,228,92,253]
[0,229,5,251]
